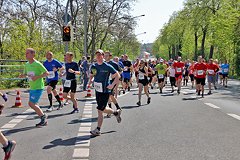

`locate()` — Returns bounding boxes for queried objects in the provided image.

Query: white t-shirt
[169,68,175,77]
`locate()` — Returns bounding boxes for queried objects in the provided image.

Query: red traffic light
[62,26,71,42]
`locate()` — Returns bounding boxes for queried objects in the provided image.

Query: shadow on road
[5,126,37,136]
[68,117,98,124]
[43,137,78,149]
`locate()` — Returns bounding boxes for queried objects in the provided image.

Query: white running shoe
[46,106,53,112]
[90,128,101,136]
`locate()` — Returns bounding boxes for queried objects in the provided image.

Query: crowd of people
[0,48,231,159]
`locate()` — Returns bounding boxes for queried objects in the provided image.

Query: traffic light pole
[64,0,70,53]
[83,0,88,57]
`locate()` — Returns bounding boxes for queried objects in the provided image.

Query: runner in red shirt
[206,59,219,94]
[173,56,185,94]
[193,56,207,97]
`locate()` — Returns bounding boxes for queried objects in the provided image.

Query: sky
[131,0,184,43]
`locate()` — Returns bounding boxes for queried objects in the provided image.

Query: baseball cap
[95,49,104,55]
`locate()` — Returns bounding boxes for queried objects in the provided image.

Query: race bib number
[124,67,128,71]
[27,71,35,81]
[177,68,181,73]
[208,70,214,75]
[158,74,164,79]
[94,82,103,92]
[48,71,55,79]
[197,70,204,75]
[109,74,112,81]
[64,80,71,88]
[224,68,228,73]
[138,73,144,80]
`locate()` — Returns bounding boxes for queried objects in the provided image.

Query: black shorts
[96,92,110,111]
[196,78,205,86]
[63,79,77,93]
[138,79,148,86]
[124,78,130,83]
[148,76,153,83]
[158,78,164,83]
[222,74,228,78]
[189,74,194,82]
[47,80,58,90]
[170,77,176,86]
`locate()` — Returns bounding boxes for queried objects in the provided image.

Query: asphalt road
[0,79,240,160]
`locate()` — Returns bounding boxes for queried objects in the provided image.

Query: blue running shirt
[90,62,117,93]
[43,59,63,82]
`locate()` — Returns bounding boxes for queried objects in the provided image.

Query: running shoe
[57,104,64,110]
[214,86,217,90]
[177,90,180,94]
[36,114,48,127]
[64,102,70,105]
[46,106,53,112]
[115,109,122,123]
[90,128,101,136]
[70,108,79,114]
[136,101,141,106]
[3,140,16,160]
[147,97,151,104]
[2,94,8,102]
[106,114,111,118]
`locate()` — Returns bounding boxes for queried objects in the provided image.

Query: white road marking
[73,148,89,158]
[205,103,220,109]
[228,114,240,121]
[1,123,17,129]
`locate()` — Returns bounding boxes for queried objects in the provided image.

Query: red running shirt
[194,63,207,78]
[173,61,185,74]
[206,63,219,75]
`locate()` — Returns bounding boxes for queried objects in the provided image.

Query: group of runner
[0,48,231,159]
[132,55,230,99]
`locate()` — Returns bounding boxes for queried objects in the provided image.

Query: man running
[122,54,132,93]
[62,52,80,114]
[104,51,122,117]
[194,56,207,97]
[173,57,185,94]
[88,49,121,136]
[19,48,48,127]
[43,51,64,111]
[221,60,230,87]
[155,59,168,93]
[207,59,219,94]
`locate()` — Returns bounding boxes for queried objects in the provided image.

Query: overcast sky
[131,0,184,43]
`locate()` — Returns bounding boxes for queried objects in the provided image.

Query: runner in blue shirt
[221,60,230,87]
[43,51,64,111]
[104,51,122,117]
[62,52,80,114]
[88,49,122,136]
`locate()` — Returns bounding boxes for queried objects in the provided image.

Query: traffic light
[62,26,71,42]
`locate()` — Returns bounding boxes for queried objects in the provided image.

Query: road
[0,79,240,160]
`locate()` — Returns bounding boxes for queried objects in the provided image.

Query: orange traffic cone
[12,90,22,108]
[59,88,64,102]
[85,86,92,97]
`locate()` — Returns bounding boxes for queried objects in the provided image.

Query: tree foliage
[154,0,240,76]
[0,0,141,62]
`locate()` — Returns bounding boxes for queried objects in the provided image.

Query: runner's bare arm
[31,71,49,81]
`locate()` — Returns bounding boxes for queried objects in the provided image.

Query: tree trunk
[209,45,214,59]
[194,31,198,60]
[168,45,171,59]
[172,45,175,59]
[201,27,207,58]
